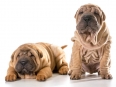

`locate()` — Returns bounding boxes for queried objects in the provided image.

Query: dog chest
[80,47,103,64]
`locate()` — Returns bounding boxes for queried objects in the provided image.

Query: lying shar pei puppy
[69,4,112,80]
[5,42,68,81]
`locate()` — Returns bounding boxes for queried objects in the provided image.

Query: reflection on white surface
[2,73,116,87]
[0,0,116,87]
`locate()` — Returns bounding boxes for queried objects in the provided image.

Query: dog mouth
[17,65,35,75]
[19,68,33,75]
[78,25,96,42]
[19,69,29,74]
[80,31,94,42]
[15,60,36,75]
[77,17,99,44]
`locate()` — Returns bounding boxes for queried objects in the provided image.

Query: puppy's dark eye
[94,12,99,15]
[17,54,20,59]
[79,11,83,15]
[17,52,22,58]
[28,52,32,57]
[27,52,35,58]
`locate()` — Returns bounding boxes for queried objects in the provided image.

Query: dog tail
[61,45,67,49]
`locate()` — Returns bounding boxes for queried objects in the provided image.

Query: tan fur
[69,4,112,80]
[5,42,68,81]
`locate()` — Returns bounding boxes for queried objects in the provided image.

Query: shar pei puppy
[5,42,68,81]
[69,4,112,80]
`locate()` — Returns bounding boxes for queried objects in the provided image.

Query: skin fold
[69,4,112,80]
[5,42,68,81]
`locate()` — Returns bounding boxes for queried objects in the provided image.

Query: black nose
[20,59,27,65]
[83,15,92,22]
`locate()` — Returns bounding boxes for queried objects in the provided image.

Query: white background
[0,0,116,87]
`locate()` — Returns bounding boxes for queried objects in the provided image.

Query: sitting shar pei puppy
[69,4,112,80]
[5,42,68,81]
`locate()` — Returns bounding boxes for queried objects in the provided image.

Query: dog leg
[5,66,17,81]
[56,54,68,75]
[50,44,69,75]
[58,66,69,75]
[69,41,82,80]
[100,40,112,79]
[36,66,52,81]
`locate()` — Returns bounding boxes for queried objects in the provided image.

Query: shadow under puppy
[69,4,112,80]
[5,42,68,81]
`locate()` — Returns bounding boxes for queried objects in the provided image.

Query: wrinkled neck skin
[72,22,110,50]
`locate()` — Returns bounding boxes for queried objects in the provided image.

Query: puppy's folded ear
[74,10,78,19]
[38,51,43,58]
[98,7,106,21]
[35,48,43,58]
[101,10,106,21]
[33,44,43,58]
[11,50,16,62]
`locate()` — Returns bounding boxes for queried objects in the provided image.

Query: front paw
[5,74,17,81]
[58,66,69,75]
[69,70,81,80]
[100,73,112,79]
[36,74,47,81]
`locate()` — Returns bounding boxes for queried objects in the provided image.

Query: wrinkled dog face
[75,4,105,42]
[15,50,36,75]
